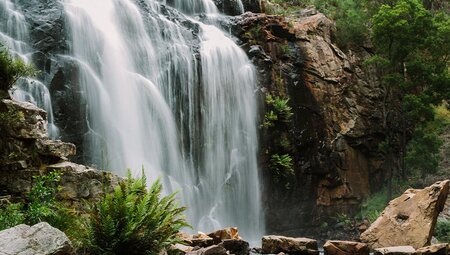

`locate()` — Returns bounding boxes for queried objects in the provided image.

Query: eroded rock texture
[0,99,120,208]
[0,222,74,255]
[360,180,450,249]
[234,10,391,235]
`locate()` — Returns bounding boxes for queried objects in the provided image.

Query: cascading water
[63,0,264,241]
[0,0,59,138]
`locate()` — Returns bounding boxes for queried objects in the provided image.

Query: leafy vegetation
[0,170,188,255]
[262,94,293,128]
[0,44,35,97]
[270,153,294,179]
[435,218,450,243]
[0,171,78,233]
[79,171,188,255]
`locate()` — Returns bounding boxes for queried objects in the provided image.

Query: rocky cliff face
[4,0,402,238]
[0,99,119,208]
[233,9,388,236]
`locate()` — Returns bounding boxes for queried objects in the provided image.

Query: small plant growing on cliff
[262,94,293,128]
[80,171,189,255]
[0,44,35,97]
[270,153,294,181]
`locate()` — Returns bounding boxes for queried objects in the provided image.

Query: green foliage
[359,189,387,223]
[266,0,370,48]
[435,218,450,243]
[26,171,62,225]
[359,181,409,223]
[405,105,449,177]
[262,94,293,128]
[0,171,78,233]
[334,213,353,227]
[0,202,25,230]
[269,153,294,184]
[81,171,188,255]
[0,44,35,96]
[372,0,433,64]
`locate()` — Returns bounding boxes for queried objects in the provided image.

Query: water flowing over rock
[1,0,264,240]
[360,180,450,249]
[0,222,74,255]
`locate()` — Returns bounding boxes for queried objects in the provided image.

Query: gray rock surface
[0,222,74,255]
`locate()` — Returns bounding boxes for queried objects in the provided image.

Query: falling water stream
[1,0,264,241]
[0,0,59,138]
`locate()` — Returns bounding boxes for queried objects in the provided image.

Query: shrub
[435,218,450,243]
[262,94,293,128]
[270,154,294,179]
[80,172,188,255]
[0,44,35,96]
[0,171,78,233]
[0,202,25,230]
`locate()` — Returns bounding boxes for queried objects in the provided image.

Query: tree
[0,44,35,98]
[368,0,449,188]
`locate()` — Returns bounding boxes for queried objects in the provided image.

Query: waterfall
[0,0,264,241]
[0,0,59,138]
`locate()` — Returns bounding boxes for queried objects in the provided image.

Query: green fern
[81,171,189,255]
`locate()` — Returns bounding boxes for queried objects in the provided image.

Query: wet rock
[48,161,120,204]
[187,245,227,255]
[361,180,450,249]
[261,235,318,254]
[374,246,416,255]
[219,239,250,255]
[35,139,76,159]
[1,99,47,139]
[169,243,194,254]
[177,231,194,246]
[208,227,241,241]
[416,243,449,255]
[192,232,215,247]
[213,0,244,15]
[323,240,369,255]
[0,222,74,255]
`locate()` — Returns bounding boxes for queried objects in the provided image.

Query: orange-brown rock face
[236,9,387,236]
[360,180,450,249]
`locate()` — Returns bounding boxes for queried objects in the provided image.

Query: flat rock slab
[416,243,449,255]
[261,235,318,254]
[374,246,416,255]
[186,245,227,255]
[324,240,369,255]
[361,180,450,249]
[0,222,74,255]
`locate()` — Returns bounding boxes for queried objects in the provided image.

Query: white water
[66,0,263,241]
[0,0,59,138]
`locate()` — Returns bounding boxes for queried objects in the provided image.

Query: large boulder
[218,239,250,255]
[324,240,369,255]
[0,99,47,139]
[0,222,74,255]
[361,180,450,249]
[261,235,318,254]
